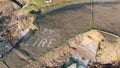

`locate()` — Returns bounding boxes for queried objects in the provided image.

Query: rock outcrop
[24,30,106,68]
[23,29,120,68]
[0,0,38,57]
[96,38,120,64]
[0,0,21,17]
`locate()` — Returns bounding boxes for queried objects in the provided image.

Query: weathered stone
[23,30,106,67]
[68,30,104,61]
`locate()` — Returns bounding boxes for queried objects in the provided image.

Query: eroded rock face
[23,30,120,68]
[96,39,120,64]
[0,0,38,57]
[0,0,21,17]
[68,30,104,62]
[23,30,106,68]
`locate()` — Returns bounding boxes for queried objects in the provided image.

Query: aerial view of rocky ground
[0,0,120,68]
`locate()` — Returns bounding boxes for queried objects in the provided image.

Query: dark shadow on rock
[30,10,41,14]
[11,0,24,8]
